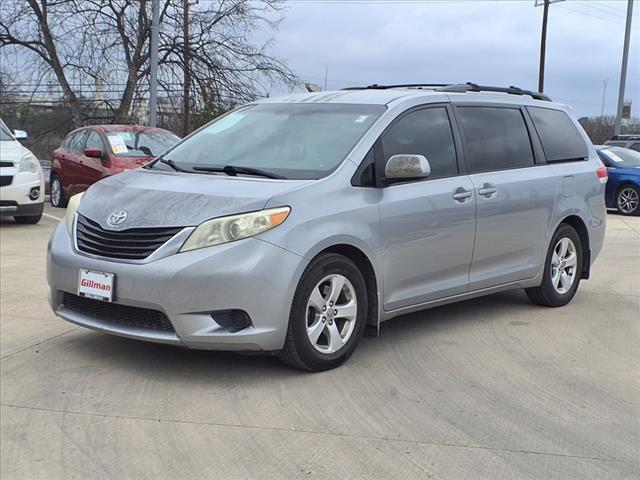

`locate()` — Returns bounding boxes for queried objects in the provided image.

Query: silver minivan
[47,84,607,371]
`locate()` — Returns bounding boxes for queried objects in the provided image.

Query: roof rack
[610,134,640,140]
[341,82,551,101]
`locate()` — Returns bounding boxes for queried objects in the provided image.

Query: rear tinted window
[457,107,534,173]
[528,107,588,162]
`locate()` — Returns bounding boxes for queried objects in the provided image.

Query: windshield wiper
[154,157,190,173]
[192,165,286,179]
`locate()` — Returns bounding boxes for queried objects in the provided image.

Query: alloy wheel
[550,237,577,294]
[617,187,639,214]
[51,178,61,206]
[306,274,357,354]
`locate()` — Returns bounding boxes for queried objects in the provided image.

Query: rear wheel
[526,224,583,307]
[50,175,67,208]
[279,253,367,372]
[616,185,640,216]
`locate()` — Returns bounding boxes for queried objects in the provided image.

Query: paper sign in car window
[355,115,369,123]
[205,113,245,134]
[108,135,128,154]
[607,151,624,163]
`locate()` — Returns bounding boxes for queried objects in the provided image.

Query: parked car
[50,125,180,207]
[0,119,44,224]
[595,145,640,215]
[47,84,607,371]
[604,134,640,152]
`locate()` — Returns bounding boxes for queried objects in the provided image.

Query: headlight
[65,193,84,234]
[180,207,290,252]
[18,151,40,173]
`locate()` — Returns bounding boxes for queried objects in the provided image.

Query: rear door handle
[453,187,473,202]
[478,183,497,198]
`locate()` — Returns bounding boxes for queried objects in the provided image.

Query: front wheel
[279,253,367,372]
[616,185,640,216]
[526,224,583,307]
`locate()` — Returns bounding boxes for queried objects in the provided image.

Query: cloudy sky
[266,0,639,118]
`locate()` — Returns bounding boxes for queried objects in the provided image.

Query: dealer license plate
[78,269,114,302]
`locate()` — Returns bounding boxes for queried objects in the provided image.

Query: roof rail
[439,82,551,101]
[342,83,449,91]
[341,82,551,101]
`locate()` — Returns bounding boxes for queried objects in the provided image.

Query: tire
[279,253,368,372]
[50,175,68,208]
[14,214,42,225]
[615,185,640,216]
[526,224,583,307]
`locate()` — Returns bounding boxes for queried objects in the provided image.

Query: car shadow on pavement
[58,289,532,382]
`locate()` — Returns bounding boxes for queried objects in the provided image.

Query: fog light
[29,187,40,200]
[211,310,251,332]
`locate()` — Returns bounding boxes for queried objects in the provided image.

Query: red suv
[50,125,180,207]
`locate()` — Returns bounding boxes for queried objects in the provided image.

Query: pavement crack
[0,327,78,360]
[1,403,636,466]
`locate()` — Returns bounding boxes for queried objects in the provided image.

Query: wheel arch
[559,215,591,279]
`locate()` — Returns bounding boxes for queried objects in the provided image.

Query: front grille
[0,161,14,168]
[75,215,183,260]
[0,176,13,187]
[62,292,175,332]
[0,200,18,207]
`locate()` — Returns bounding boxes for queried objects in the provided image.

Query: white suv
[0,119,45,224]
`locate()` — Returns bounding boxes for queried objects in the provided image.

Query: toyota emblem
[107,210,128,226]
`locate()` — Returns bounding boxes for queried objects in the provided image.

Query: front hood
[78,168,310,230]
[0,141,24,163]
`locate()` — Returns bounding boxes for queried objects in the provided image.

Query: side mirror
[385,154,431,181]
[13,130,27,140]
[84,148,103,159]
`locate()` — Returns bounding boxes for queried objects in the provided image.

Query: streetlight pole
[149,0,160,127]
[601,79,608,118]
[614,0,634,136]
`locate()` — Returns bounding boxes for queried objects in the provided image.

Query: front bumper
[0,169,44,216]
[47,222,304,351]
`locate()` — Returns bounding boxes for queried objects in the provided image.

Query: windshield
[160,103,386,180]
[0,121,14,142]
[600,147,640,167]
[106,130,180,157]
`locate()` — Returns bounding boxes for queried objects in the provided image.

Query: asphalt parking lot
[1,204,638,480]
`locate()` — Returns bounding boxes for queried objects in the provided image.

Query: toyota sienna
[47,83,607,371]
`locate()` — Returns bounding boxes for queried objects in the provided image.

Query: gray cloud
[268,0,639,118]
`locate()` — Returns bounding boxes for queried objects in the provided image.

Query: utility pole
[614,0,634,136]
[601,79,608,118]
[149,0,160,127]
[538,0,550,93]
[182,0,191,137]
[535,0,564,93]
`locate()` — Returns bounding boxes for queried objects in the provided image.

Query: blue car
[596,146,640,216]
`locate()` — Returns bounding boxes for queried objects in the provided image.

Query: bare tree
[1,0,297,129]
